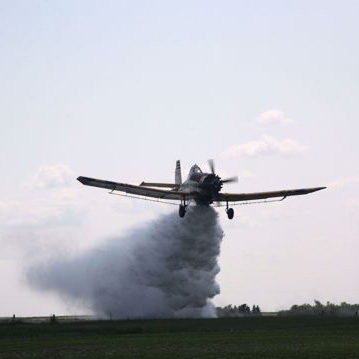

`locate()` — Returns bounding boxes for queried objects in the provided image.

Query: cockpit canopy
[187,165,203,181]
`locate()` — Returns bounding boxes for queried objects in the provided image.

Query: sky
[1,0,359,316]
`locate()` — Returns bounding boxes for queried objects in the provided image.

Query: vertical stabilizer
[175,160,182,185]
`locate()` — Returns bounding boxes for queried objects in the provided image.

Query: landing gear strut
[179,198,187,218]
[225,202,234,219]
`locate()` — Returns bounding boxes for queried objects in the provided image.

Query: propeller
[208,159,238,185]
[206,159,238,206]
[221,176,238,184]
[208,159,215,175]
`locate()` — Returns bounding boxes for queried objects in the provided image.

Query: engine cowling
[199,174,223,194]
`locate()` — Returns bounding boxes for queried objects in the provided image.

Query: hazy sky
[1,0,359,316]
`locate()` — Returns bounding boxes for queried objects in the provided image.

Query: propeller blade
[208,159,215,174]
[221,176,239,184]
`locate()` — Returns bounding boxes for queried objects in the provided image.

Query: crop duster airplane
[77,160,326,219]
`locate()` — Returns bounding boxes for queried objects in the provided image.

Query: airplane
[77,160,326,219]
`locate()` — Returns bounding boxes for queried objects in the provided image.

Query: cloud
[345,199,359,209]
[0,197,86,261]
[0,165,86,259]
[223,135,307,158]
[239,169,257,179]
[326,176,359,190]
[0,199,84,229]
[30,164,73,189]
[257,110,294,125]
[0,164,163,260]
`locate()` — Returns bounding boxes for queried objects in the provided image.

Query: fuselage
[177,165,222,205]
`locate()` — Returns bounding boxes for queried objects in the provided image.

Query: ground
[1,316,359,358]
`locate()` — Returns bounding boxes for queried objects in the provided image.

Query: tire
[227,208,234,219]
[179,205,186,218]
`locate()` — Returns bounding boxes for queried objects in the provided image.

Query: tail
[175,160,182,185]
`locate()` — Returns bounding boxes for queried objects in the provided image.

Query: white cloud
[0,196,86,261]
[0,164,167,260]
[223,135,307,158]
[238,215,258,227]
[257,110,294,125]
[239,169,257,179]
[345,199,359,209]
[0,199,84,228]
[326,176,359,190]
[0,165,86,259]
[30,164,74,189]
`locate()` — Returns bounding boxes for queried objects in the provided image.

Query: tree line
[216,304,261,317]
[279,300,359,316]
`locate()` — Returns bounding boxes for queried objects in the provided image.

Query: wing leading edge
[77,176,195,201]
[216,186,326,203]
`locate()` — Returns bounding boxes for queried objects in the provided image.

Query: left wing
[216,187,326,203]
[77,176,195,201]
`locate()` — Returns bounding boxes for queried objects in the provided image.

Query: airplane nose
[199,174,223,193]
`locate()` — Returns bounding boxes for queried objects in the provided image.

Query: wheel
[179,205,186,218]
[227,208,234,220]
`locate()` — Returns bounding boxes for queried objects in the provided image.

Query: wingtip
[77,176,86,184]
[312,186,327,193]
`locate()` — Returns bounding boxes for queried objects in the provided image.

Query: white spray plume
[27,206,223,319]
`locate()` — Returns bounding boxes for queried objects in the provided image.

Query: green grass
[1,316,359,358]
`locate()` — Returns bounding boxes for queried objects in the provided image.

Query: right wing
[77,176,194,201]
[216,187,326,203]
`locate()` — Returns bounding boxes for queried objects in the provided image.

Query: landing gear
[225,202,234,219]
[179,205,186,218]
[226,208,234,219]
[179,198,187,218]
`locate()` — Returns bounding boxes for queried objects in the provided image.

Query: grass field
[1,316,359,358]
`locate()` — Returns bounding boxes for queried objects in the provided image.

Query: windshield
[187,165,203,180]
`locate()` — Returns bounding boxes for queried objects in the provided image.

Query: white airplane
[77,160,326,219]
